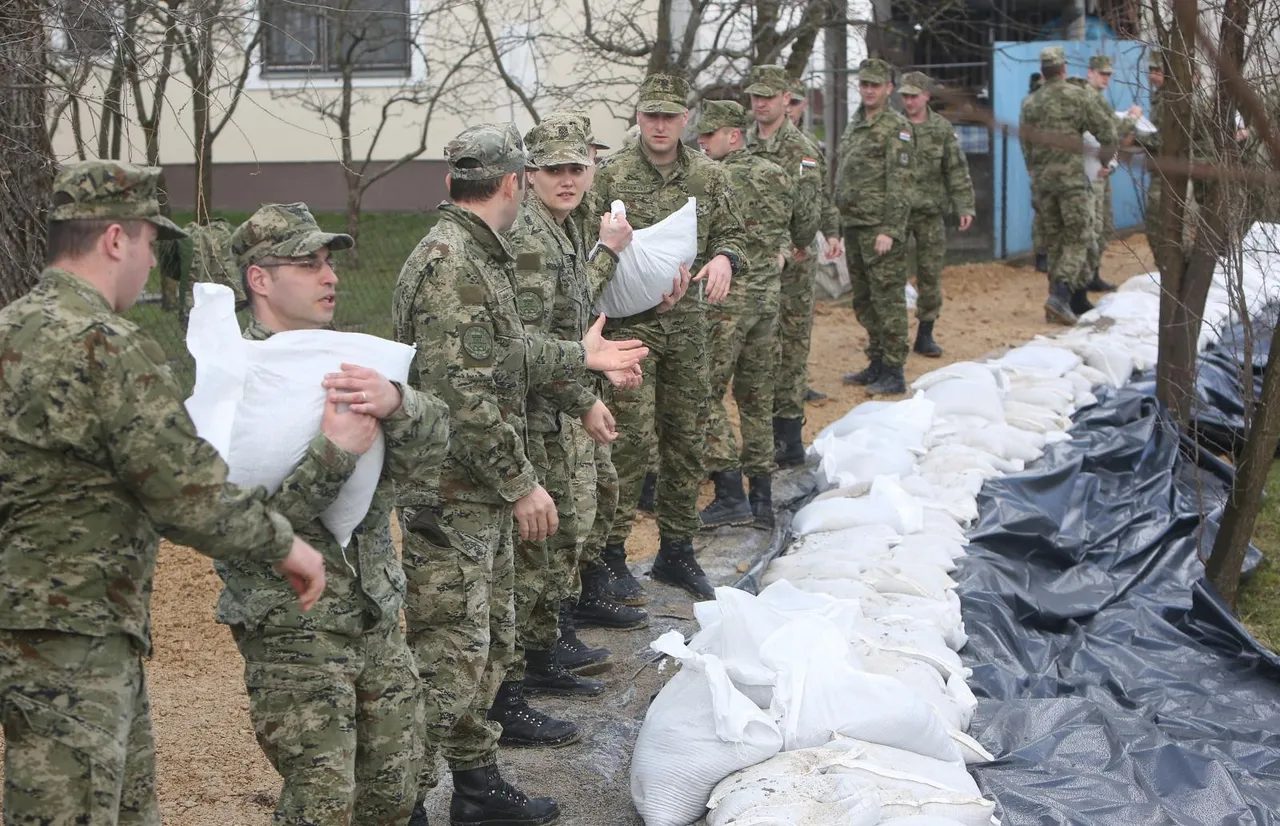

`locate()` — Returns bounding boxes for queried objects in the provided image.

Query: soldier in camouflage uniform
[1019,46,1117,326]
[1084,55,1142,296]
[1030,71,1050,273]
[837,58,915,396]
[898,71,976,358]
[585,73,748,600]
[1138,51,1166,241]
[393,123,648,826]
[0,161,326,826]
[696,99,814,530]
[744,65,838,466]
[216,202,450,826]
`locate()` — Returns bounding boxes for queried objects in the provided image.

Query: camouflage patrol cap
[50,161,187,241]
[1089,55,1114,73]
[445,122,529,180]
[858,58,893,85]
[231,202,354,270]
[695,100,748,135]
[1040,46,1067,68]
[899,71,933,96]
[745,65,791,98]
[637,74,690,115]
[789,79,807,103]
[524,119,593,168]
[545,109,609,150]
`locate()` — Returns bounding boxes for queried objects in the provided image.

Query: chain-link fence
[125,210,436,393]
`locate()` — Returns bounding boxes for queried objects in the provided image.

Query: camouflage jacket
[745,119,825,247]
[392,203,587,506]
[586,141,748,316]
[567,200,622,303]
[719,147,797,311]
[835,105,914,240]
[908,110,977,217]
[799,127,843,238]
[0,268,295,653]
[1095,86,1138,144]
[1019,78,1118,192]
[508,193,604,442]
[1138,86,1163,154]
[212,317,449,635]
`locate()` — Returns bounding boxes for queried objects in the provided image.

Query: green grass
[1237,462,1280,653]
[123,209,437,392]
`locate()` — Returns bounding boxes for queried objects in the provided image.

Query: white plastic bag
[595,198,698,318]
[631,631,784,826]
[185,284,415,547]
[707,773,882,826]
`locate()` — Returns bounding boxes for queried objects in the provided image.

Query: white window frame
[245,0,428,91]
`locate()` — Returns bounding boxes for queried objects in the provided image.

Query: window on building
[261,0,411,77]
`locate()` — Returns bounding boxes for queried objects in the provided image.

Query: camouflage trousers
[401,501,515,781]
[232,619,423,826]
[0,631,158,826]
[1034,186,1093,290]
[605,309,709,544]
[579,436,615,570]
[846,226,911,368]
[512,420,597,679]
[909,211,948,322]
[772,254,817,420]
[705,295,778,478]
[1085,177,1108,274]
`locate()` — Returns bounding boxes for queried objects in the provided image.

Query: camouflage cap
[745,65,791,98]
[789,79,807,103]
[695,99,748,135]
[545,109,609,150]
[445,122,529,180]
[637,74,690,115]
[231,202,354,270]
[50,161,187,241]
[1040,45,1067,68]
[858,58,893,85]
[1089,54,1114,73]
[524,119,593,168]
[899,71,933,96]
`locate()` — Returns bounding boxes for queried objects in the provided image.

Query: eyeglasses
[259,256,338,273]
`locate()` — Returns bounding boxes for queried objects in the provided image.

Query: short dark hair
[1041,64,1066,81]
[449,174,506,204]
[46,219,144,264]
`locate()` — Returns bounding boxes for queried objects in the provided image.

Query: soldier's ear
[244,264,272,300]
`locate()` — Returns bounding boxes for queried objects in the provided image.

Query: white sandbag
[925,422,1047,463]
[631,632,784,826]
[918,445,1023,479]
[185,283,414,547]
[762,557,957,602]
[849,618,967,682]
[791,477,924,536]
[813,429,917,488]
[595,198,697,318]
[897,476,980,526]
[816,393,935,446]
[1118,271,1161,294]
[788,529,954,573]
[880,817,974,826]
[788,524,903,557]
[994,344,1081,377]
[893,532,969,563]
[761,618,960,761]
[911,361,1007,392]
[1067,362,1110,388]
[1002,400,1071,434]
[922,379,1006,424]
[782,579,968,651]
[1002,384,1076,416]
[706,773,882,826]
[906,281,919,310]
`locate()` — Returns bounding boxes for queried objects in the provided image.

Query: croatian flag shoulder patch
[801,157,818,168]
[898,130,912,142]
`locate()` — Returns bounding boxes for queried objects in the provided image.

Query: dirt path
[0,236,1156,825]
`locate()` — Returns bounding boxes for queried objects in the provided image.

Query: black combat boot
[523,648,604,698]
[842,359,883,385]
[1070,288,1095,317]
[913,321,943,357]
[773,418,806,468]
[748,475,773,528]
[599,543,647,606]
[804,387,827,402]
[698,469,754,529]
[573,562,649,630]
[1044,280,1078,326]
[555,601,611,673]
[1035,251,1049,273]
[866,365,907,396]
[450,765,560,826]
[486,681,579,749]
[636,472,656,513]
[1086,268,1117,292]
[651,536,715,600]
[409,801,430,826]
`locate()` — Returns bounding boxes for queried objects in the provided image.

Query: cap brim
[590,140,611,150]
[298,230,355,254]
[898,84,924,95]
[637,101,687,115]
[745,83,781,97]
[149,215,189,241]
[790,93,805,103]
[530,149,594,168]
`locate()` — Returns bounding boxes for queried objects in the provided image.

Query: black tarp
[959,323,1280,826]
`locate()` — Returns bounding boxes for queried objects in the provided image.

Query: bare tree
[2,0,56,308]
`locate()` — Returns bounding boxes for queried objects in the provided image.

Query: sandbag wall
[629,223,1280,826]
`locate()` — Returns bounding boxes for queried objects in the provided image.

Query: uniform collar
[243,316,276,341]
[438,201,515,263]
[633,140,691,180]
[41,267,114,313]
[747,117,798,150]
[521,191,577,258]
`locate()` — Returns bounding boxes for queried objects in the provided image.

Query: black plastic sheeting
[959,326,1280,826]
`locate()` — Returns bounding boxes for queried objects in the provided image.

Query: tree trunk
[190,21,216,223]
[1206,316,1280,606]
[1,0,55,308]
